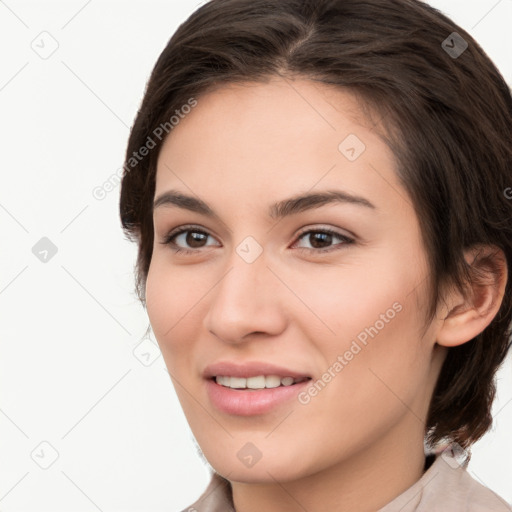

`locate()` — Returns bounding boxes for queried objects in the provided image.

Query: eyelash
[159,225,355,255]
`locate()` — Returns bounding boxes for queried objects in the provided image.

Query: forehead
[154,78,405,216]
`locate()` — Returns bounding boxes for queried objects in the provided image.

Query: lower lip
[205,378,311,416]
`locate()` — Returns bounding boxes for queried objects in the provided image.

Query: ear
[436,245,508,347]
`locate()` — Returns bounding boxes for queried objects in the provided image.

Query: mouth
[210,375,312,390]
[205,375,313,415]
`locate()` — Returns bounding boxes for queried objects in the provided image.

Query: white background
[1,1,511,510]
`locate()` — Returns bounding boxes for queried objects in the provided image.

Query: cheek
[145,255,216,379]
[312,283,431,435]
[282,253,418,350]
[145,258,193,356]
[145,260,172,339]
[291,255,430,403]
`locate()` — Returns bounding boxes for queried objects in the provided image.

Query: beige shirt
[181,448,512,511]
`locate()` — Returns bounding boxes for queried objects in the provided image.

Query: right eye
[160,225,221,254]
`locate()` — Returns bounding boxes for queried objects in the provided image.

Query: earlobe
[436,245,508,348]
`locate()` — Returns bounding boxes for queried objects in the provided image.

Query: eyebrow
[153,189,376,220]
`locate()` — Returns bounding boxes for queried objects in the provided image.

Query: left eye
[160,226,354,254]
[293,228,354,252]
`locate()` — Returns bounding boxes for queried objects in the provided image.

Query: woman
[119,0,512,510]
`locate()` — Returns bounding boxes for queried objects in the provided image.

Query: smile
[214,375,311,390]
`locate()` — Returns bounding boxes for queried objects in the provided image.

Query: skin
[146,77,507,512]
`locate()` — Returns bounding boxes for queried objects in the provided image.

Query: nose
[203,251,287,344]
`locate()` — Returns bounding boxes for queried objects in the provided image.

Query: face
[147,77,445,483]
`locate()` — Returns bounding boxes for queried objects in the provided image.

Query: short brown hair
[119,0,512,450]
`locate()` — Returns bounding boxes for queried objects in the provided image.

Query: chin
[207,451,313,484]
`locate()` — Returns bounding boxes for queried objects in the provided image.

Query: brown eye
[161,226,220,254]
[293,228,354,253]
[306,232,333,249]
[183,231,208,248]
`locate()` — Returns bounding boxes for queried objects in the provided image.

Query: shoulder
[179,472,234,512]
[451,468,512,512]
[426,449,511,512]
[379,447,512,512]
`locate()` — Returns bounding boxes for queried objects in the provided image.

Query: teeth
[265,375,281,388]
[247,376,265,389]
[230,377,247,389]
[217,376,230,386]
[214,375,308,389]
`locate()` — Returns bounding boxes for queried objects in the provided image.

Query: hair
[119,0,512,451]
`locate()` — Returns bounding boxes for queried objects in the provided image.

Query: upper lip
[203,361,312,379]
